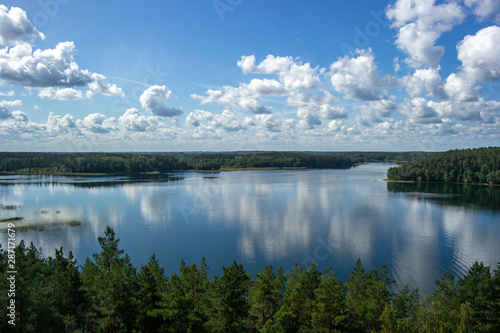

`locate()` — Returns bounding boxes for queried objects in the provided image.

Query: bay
[0,163,498,295]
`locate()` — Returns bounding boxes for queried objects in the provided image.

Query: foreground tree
[137,254,169,332]
[163,258,211,332]
[248,265,286,330]
[81,226,139,332]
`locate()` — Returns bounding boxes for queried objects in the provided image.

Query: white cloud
[0,42,92,87]
[400,97,442,123]
[0,39,123,98]
[456,25,500,82]
[191,79,287,114]
[238,54,320,89]
[369,99,398,118]
[319,105,348,119]
[0,5,45,46]
[328,120,344,132]
[118,108,159,131]
[0,99,22,108]
[76,113,117,134]
[464,0,500,22]
[0,90,14,96]
[254,114,282,132]
[330,49,394,101]
[404,67,447,99]
[386,0,465,68]
[185,109,214,127]
[89,73,125,97]
[444,73,478,102]
[46,112,77,134]
[38,87,87,100]
[11,110,28,122]
[140,85,182,117]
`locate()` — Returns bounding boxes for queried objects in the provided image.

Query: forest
[1,227,499,332]
[0,151,436,175]
[387,147,500,185]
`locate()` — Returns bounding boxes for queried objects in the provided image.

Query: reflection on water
[0,164,498,295]
[387,181,499,210]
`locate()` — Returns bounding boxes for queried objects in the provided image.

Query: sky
[0,0,499,152]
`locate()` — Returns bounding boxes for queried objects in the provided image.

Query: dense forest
[0,151,436,175]
[1,227,499,332]
[387,147,500,185]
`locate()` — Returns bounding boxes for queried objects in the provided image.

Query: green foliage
[248,265,286,330]
[0,228,499,332]
[388,147,500,184]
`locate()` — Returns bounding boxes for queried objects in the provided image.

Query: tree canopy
[387,147,500,184]
[1,227,499,332]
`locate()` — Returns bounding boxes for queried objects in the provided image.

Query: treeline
[0,152,357,174]
[387,147,500,184]
[0,151,438,175]
[1,227,499,332]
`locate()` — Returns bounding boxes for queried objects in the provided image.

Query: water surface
[1,163,498,294]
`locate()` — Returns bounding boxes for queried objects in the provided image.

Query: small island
[387,147,500,185]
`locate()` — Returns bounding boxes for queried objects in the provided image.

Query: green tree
[345,259,394,332]
[209,261,251,332]
[311,267,347,332]
[81,226,139,332]
[164,258,210,332]
[137,254,169,332]
[280,263,321,331]
[248,265,286,330]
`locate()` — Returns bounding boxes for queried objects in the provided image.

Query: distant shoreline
[383,179,499,187]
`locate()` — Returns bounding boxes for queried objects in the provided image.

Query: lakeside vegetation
[387,147,500,185]
[0,151,437,175]
[1,227,499,332]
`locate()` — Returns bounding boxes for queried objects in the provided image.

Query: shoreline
[383,179,499,187]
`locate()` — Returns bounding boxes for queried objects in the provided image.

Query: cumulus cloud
[456,25,500,82]
[0,5,45,46]
[140,85,182,117]
[89,73,125,97]
[442,26,500,102]
[118,108,160,131]
[401,97,442,123]
[0,12,123,98]
[386,0,465,68]
[319,105,348,119]
[192,78,288,114]
[0,42,92,87]
[237,55,320,89]
[185,109,246,132]
[369,99,398,118]
[330,49,394,101]
[464,0,500,22]
[404,67,447,99]
[76,113,117,134]
[46,112,77,134]
[38,87,87,100]
[254,114,282,132]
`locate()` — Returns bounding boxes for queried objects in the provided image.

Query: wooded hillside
[387,147,500,184]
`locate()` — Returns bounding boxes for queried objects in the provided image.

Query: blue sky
[0,0,499,151]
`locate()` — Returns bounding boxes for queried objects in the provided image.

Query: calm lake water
[1,163,499,294]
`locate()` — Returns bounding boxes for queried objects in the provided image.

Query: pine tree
[248,265,286,329]
[209,261,251,332]
[137,254,169,332]
[81,226,139,332]
[312,267,346,332]
[164,258,210,332]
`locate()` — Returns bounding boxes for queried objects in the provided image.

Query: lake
[1,163,499,295]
